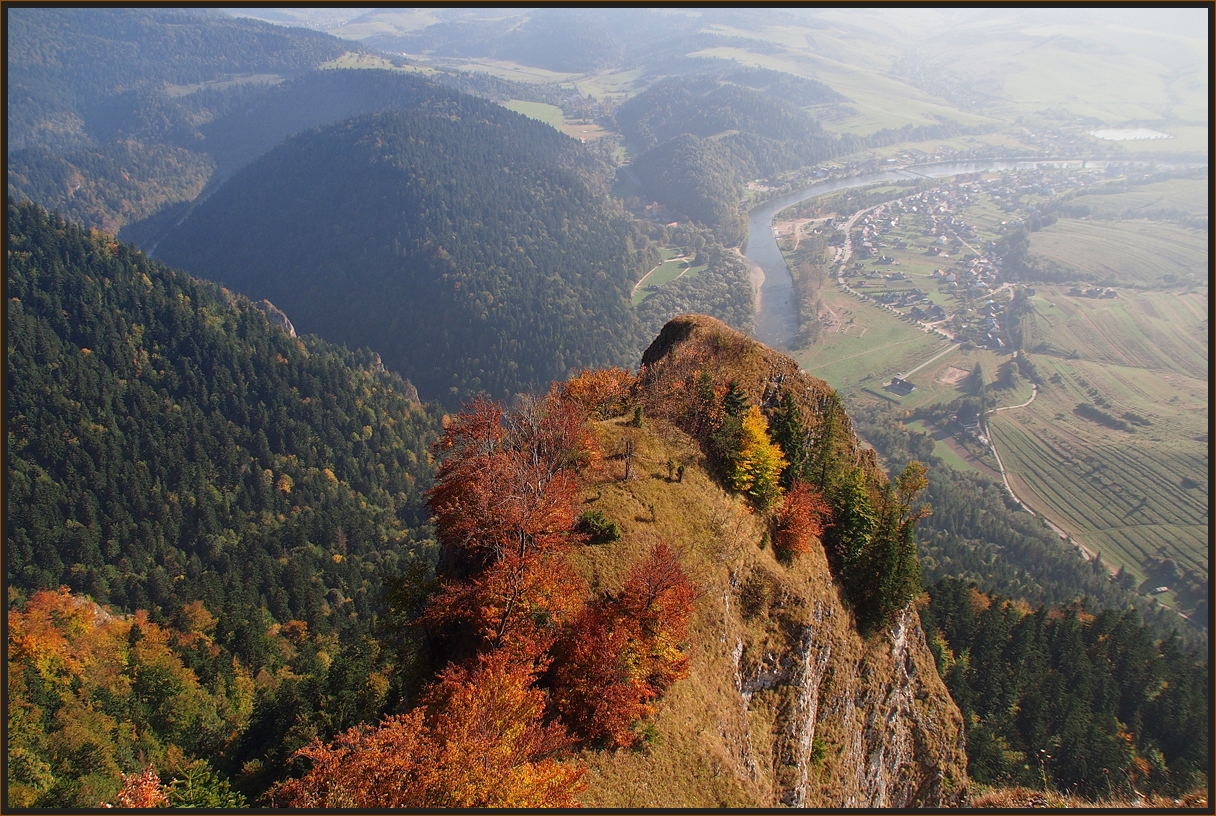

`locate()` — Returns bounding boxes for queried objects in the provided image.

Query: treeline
[781,179,929,220]
[1074,402,1135,432]
[923,578,1209,799]
[783,233,832,348]
[7,201,446,805]
[154,95,657,406]
[991,225,1077,286]
[1038,167,1209,231]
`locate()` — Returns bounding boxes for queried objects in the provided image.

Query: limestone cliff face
[574,315,967,808]
[254,298,296,337]
[725,554,968,808]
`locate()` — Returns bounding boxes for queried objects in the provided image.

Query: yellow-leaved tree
[730,405,788,511]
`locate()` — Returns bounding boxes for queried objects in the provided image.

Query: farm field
[164,73,284,97]
[794,284,950,391]
[319,52,435,74]
[1090,125,1211,158]
[572,67,647,102]
[1027,218,1208,288]
[500,101,612,142]
[560,121,612,141]
[1021,286,1208,379]
[328,8,444,39]
[1067,177,1209,221]
[449,58,578,84]
[987,353,1208,587]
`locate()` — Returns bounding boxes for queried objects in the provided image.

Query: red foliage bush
[551,541,696,748]
[775,480,832,558]
[272,650,585,808]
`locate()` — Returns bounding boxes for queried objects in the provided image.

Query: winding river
[743,159,1116,348]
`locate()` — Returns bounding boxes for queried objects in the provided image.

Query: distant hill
[155,94,657,405]
[616,74,830,153]
[616,76,843,241]
[6,7,370,236]
[617,75,977,242]
[7,7,353,153]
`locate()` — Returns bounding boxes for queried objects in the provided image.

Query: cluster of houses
[874,288,928,308]
[1069,286,1118,299]
[949,298,1010,350]
[851,211,897,260]
[833,167,1121,352]
[909,302,948,322]
[937,255,1003,298]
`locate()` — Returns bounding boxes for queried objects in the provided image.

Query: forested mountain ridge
[154,94,658,406]
[7,7,354,154]
[224,315,969,807]
[6,200,445,805]
[6,210,964,806]
[616,74,830,154]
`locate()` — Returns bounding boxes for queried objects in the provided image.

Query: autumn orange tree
[271,649,586,808]
[7,589,253,808]
[425,391,597,664]
[774,480,833,559]
[562,366,635,419]
[550,541,697,748]
[421,547,586,664]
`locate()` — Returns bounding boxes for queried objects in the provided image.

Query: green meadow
[501,99,566,129]
[1028,218,1208,288]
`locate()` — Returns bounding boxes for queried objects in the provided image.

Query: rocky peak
[254,298,296,337]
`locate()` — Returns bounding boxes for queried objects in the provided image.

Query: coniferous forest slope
[154,91,657,405]
[6,201,444,806]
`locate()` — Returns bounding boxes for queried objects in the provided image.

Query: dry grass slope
[567,315,968,807]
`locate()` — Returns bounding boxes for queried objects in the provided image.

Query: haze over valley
[6,7,1209,809]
